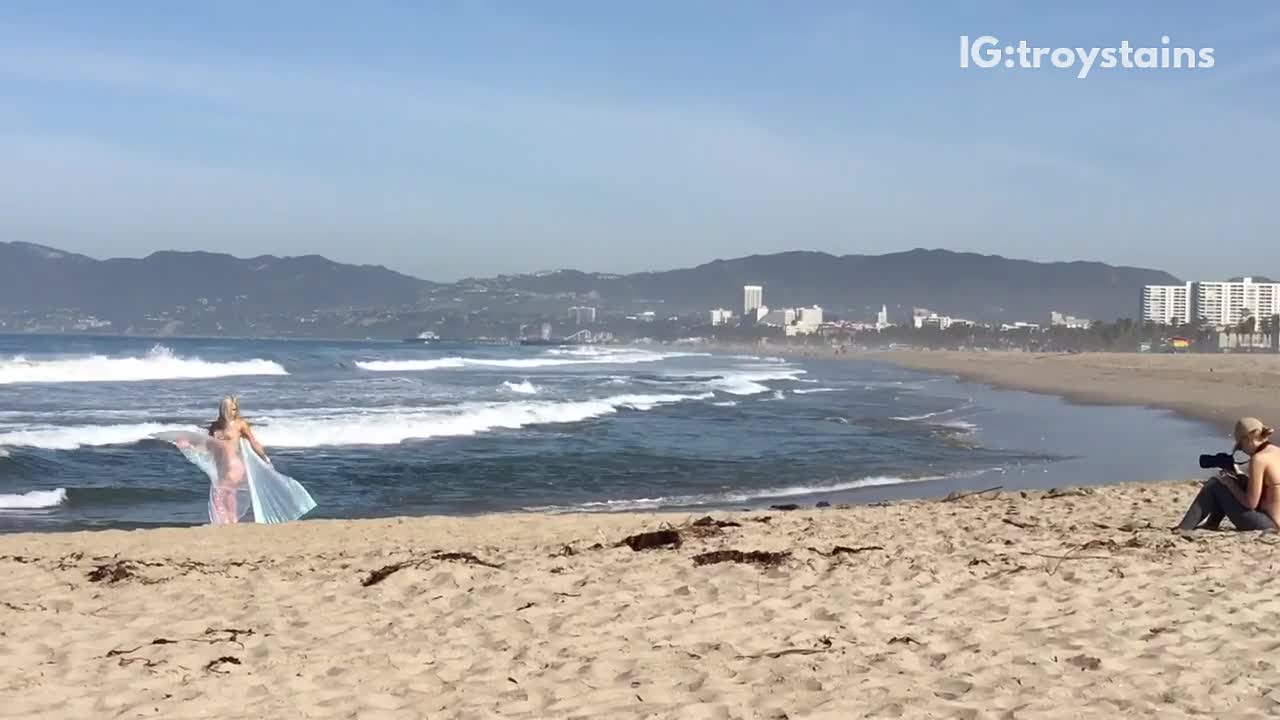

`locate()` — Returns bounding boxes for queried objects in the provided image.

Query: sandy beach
[3,480,1279,719]
[860,350,1280,428]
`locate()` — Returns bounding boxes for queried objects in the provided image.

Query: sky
[1,1,1277,282]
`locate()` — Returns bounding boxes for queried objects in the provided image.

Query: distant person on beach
[175,396,271,522]
[1177,417,1279,532]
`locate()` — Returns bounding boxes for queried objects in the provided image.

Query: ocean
[0,335,1221,533]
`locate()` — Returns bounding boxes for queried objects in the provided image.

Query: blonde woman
[207,396,270,521]
[1178,417,1280,532]
[158,396,315,525]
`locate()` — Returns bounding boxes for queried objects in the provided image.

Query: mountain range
[0,242,1180,330]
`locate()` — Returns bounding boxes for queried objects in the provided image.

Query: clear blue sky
[1,1,1276,281]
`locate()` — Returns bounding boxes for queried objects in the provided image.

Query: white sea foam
[0,422,197,450]
[525,474,943,513]
[703,368,806,396]
[793,387,841,395]
[0,488,67,509]
[501,379,540,395]
[0,345,287,385]
[354,358,467,371]
[712,400,739,407]
[937,420,978,433]
[0,393,714,449]
[891,409,952,422]
[355,348,697,372]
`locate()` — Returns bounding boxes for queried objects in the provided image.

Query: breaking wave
[0,488,67,510]
[704,368,806,396]
[501,379,540,395]
[0,393,714,450]
[0,345,287,385]
[355,348,698,372]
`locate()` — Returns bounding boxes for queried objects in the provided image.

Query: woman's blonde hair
[209,396,241,435]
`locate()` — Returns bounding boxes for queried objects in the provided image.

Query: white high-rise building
[1194,277,1280,327]
[875,305,889,330]
[796,305,823,329]
[568,306,596,325]
[743,285,763,315]
[1141,283,1193,326]
[710,308,734,325]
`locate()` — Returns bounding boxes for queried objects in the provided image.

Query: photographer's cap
[1234,416,1269,450]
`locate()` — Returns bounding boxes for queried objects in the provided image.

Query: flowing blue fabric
[153,430,316,524]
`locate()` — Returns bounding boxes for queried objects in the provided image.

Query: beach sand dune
[3,481,1278,718]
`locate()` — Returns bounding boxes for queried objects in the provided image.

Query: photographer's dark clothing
[1178,476,1277,532]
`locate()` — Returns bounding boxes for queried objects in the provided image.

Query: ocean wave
[712,400,739,407]
[524,474,943,513]
[793,387,841,395]
[0,422,196,450]
[704,368,806,396]
[0,345,287,385]
[0,393,714,449]
[354,358,466,371]
[547,346,710,359]
[355,348,696,372]
[0,488,67,510]
[501,379,540,395]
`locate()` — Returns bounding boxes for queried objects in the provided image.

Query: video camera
[1199,452,1240,473]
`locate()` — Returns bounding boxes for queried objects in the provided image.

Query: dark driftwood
[204,656,242,673]
[737,637,833,659]
[810,545,883,557]
[105,628,255,660]
[88,561,144,584]
[1019,544,1112,575]
[692,550,790,568]
[362,552,503,586]
[619,530,682,551]
[691,516,741,529]
[942,486,1003,502]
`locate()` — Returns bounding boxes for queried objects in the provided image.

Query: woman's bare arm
[240,421,271,464]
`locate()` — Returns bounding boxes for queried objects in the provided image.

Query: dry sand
[861,350,1280,428]
[4,482,1280,719]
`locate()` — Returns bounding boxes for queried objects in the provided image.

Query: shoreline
[706,342,1265,433]
[8,479,1277,718]
[849,350,1280,431]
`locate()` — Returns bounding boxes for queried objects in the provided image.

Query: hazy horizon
[2,2,1276,281]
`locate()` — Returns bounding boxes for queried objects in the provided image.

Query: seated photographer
[1177,417,1280,532]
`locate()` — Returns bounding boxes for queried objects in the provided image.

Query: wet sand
[858,350,1280,429]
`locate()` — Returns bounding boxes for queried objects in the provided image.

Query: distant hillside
[481,249,1180,322]
[0,242,435,315]
[0,243,1179,327]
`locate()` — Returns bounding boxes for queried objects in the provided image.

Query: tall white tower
[743,285,763,315]
[876,305,888,330]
